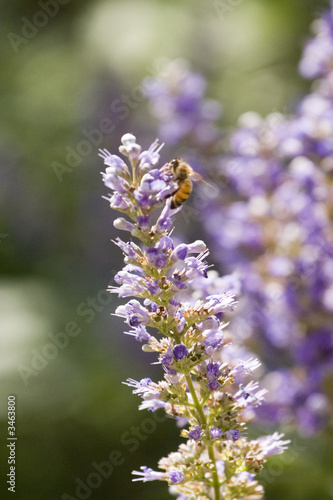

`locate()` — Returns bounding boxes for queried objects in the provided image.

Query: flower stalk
[101,133,289,499]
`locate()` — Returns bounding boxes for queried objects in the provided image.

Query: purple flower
[299,13,333,80]
[113,237,140,259]
[170,271,187,291]
[99,149,130,176]
[160,7,333,434]
[225,430,241,442]
[235,382,267,407]
[210,427,223,439]
[134,173,167,208]
[161,347,173,367]
[109,192,132,210]
[125,325,151,342]
[123,377,151,393]
[257,432,290,456]
[169,471,183,484]
[138,138,164,172]
[208,380,221,391]
[230,358,261,379]
[139,399,167,412]
[102,171,130,194]
[132,466,166,482]
[206,361,220,380]
[172,244,188,261]
[146,248,167,268]
[112,265,146,298]
[205,293,236,314]
[188,425,202,441]
[236,471,255,482]
[184,251,210,279]
[173,344,188,360]
[115,300,150,327]
[197,316,220,331]
[203,332,224,355]
[142,170,166,192]
[154,199,177,233]
[137,215,150,231]
[143,59,222,146]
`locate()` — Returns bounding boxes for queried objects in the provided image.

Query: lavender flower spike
[101,134,288,499]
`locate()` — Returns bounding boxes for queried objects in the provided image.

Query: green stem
[170,328,221,497]
[185,374,221,500]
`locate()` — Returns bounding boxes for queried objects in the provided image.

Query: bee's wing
[190,170,213,187]
[189,171,204,182]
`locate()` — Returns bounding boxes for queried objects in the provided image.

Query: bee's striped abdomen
[171,179,193,208]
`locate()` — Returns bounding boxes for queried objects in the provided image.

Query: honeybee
[167,158,204,208]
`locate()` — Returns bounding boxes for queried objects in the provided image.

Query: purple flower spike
[102,133,288,498]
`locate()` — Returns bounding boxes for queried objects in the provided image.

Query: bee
[166,158,204,209]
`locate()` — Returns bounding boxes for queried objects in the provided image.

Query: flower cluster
[101,134,288,499]
[142,4,333,435]
[143,58,222,147]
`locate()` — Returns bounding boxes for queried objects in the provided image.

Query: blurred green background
[0,0,332,499]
